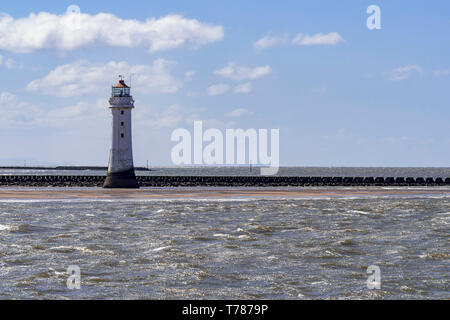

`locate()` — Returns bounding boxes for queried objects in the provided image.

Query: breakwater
[0,175,449,187]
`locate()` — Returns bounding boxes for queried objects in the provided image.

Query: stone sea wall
[0,175,449,187]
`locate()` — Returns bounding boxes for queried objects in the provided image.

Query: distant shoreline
[0,166,150,171]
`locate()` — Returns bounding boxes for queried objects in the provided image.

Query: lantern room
[112,79,131,97]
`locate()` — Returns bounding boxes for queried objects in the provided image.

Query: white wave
[213,233,231,238]
[152,246,171,252]
[348,210,371,215]
[0,224,13,231]
[48,267,66,276]
[49,246,103,254]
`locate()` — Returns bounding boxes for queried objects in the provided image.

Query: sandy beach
[0,187,449,200]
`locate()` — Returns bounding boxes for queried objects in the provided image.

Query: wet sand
[0,187,449,200]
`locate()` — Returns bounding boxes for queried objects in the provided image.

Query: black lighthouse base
[103,169,139,188]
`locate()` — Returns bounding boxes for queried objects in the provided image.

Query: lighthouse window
[121,133,124,138]
[121,122,124,126]
[112,88,130,97]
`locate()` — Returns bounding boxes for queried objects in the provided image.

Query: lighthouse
[103,77,139,188]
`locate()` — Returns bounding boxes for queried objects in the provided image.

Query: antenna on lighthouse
[129,73,135,87]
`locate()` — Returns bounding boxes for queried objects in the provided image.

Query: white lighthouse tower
[103,77,139,188]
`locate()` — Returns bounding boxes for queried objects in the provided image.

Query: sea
[0,167,448,299]
[0,166,449,177]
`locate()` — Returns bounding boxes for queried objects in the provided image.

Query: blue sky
[0,0,449,167]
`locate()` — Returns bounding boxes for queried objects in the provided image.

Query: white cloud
[135,104,187,129]
[234,82,253,94]
[185,71,196,80]
[207,83,229,96]
[292,32,344,46]
[254,34,288,49]
[4,58,14,69]
[0,91,191,131]
[388,65,423,81]
[433,69,450,77]
[0,93,110,129]
[214,62,271,81]
[4,58,23,69]
[189,82,252,97]
[0,56,23,69]
[227,108,249,117]
[0,12,224,53]
[33,101,108,129]
[26,59,182,97]
[0,91,46,127]
[0,91,17,103]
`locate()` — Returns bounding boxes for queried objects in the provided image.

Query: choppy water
[1,166,449,177]
[0,191,448,299]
